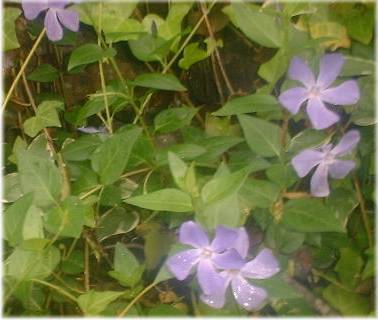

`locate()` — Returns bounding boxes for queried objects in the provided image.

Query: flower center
[227,269,240,276]
[324,152,335,165]
[201,248,213,259]
[308,86,321,98]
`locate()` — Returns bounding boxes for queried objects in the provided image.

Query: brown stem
[200,2,235,97]
[353,176,373,247]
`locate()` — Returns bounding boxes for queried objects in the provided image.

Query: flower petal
[310,162,330,197]
[231,276,268,311]
[241,249,280,279]
[306,98,339,130]
[197,259,225,295]
[200,275,230,309]
[291,149,325,177]
[22,1,48,20]
[45,9,63,41]
[278,87,309,114]
[47,0,69,9]
[166,249,200,280]
[212,249,246,270]
[288,56,316,87]
[210,226,239,253]
[234,228,249,259]
[317,53,344,89]
[329,160,355,179]
[179,221,209,248]
[331,130,360,157]
[57,9,80,32]
[321,80,360,106]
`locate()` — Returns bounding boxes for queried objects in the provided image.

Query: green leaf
[149,304,185,316]
[96,207,139,242]
[130,73,186,91]
[223,3,283,48]
[4,8,21,51]
[154,107,197,133]
[240,179,280,208]
[22,205,44,241]
[4,194,34,247]
[201,166,250,205]
[335,248,363,289]
[266,224,305,254]
[288,129,328,154]
[24,100,62,137]
[125,188,193,212]
[61,251,84,275]
[91,126,142,185]
[68,44,116,71]
[5,246,60,281]
[322,285,370,315]
[178,42,209,70]
[44,196,93,238]
[258,49,288,85]
[195,136,243,163]
[347,75,375,126]
[62,135,103,161]
[109,242,144,287]
[77,291,124,316]
[18,149,63,207]
[3,173,23,203]
[251,275,300,300]
[238,114,283,158]
[340,56,374,77]
[129,34,173,62]
[282,199,345,233]
[27,64,59,82]
[168,152,188,189]
[213,94,279,116]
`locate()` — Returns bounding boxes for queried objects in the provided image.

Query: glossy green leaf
[78,291,124,316]
[125,188,193,212]
[17,149,63,207]
[4,194,34,247]
[213,94,279,116]
[5,246,60,281]
[91,126,142,185]
[223,3,283,48]
[27,64,59,82]
[323,285,370,315]
[68,44,116,71]
[282,199,345,233]
[44,196,93,238]
[238,114,283,158]
[154,107,196,133]
[130,73,186,91]
[96,207,139,242]
[62,135,103,161]
[4,8,21,51]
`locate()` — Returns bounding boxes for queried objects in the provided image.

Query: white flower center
[201,247,213,259]
[308,86,321,98]
[324,152,335,165]
[227,269,240,277]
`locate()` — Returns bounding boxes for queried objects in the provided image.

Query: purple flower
[292,130,360,197]
[22,0,79,41]
[279,54,360,130]
[166,221,248,295]
[201,248,280,310]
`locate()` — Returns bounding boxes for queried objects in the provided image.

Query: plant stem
[3,28,46,109]
[118,282,156,317]
[353,176,373,247]
[32,278,77,302]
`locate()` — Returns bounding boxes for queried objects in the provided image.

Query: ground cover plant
[2,0,376,316]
